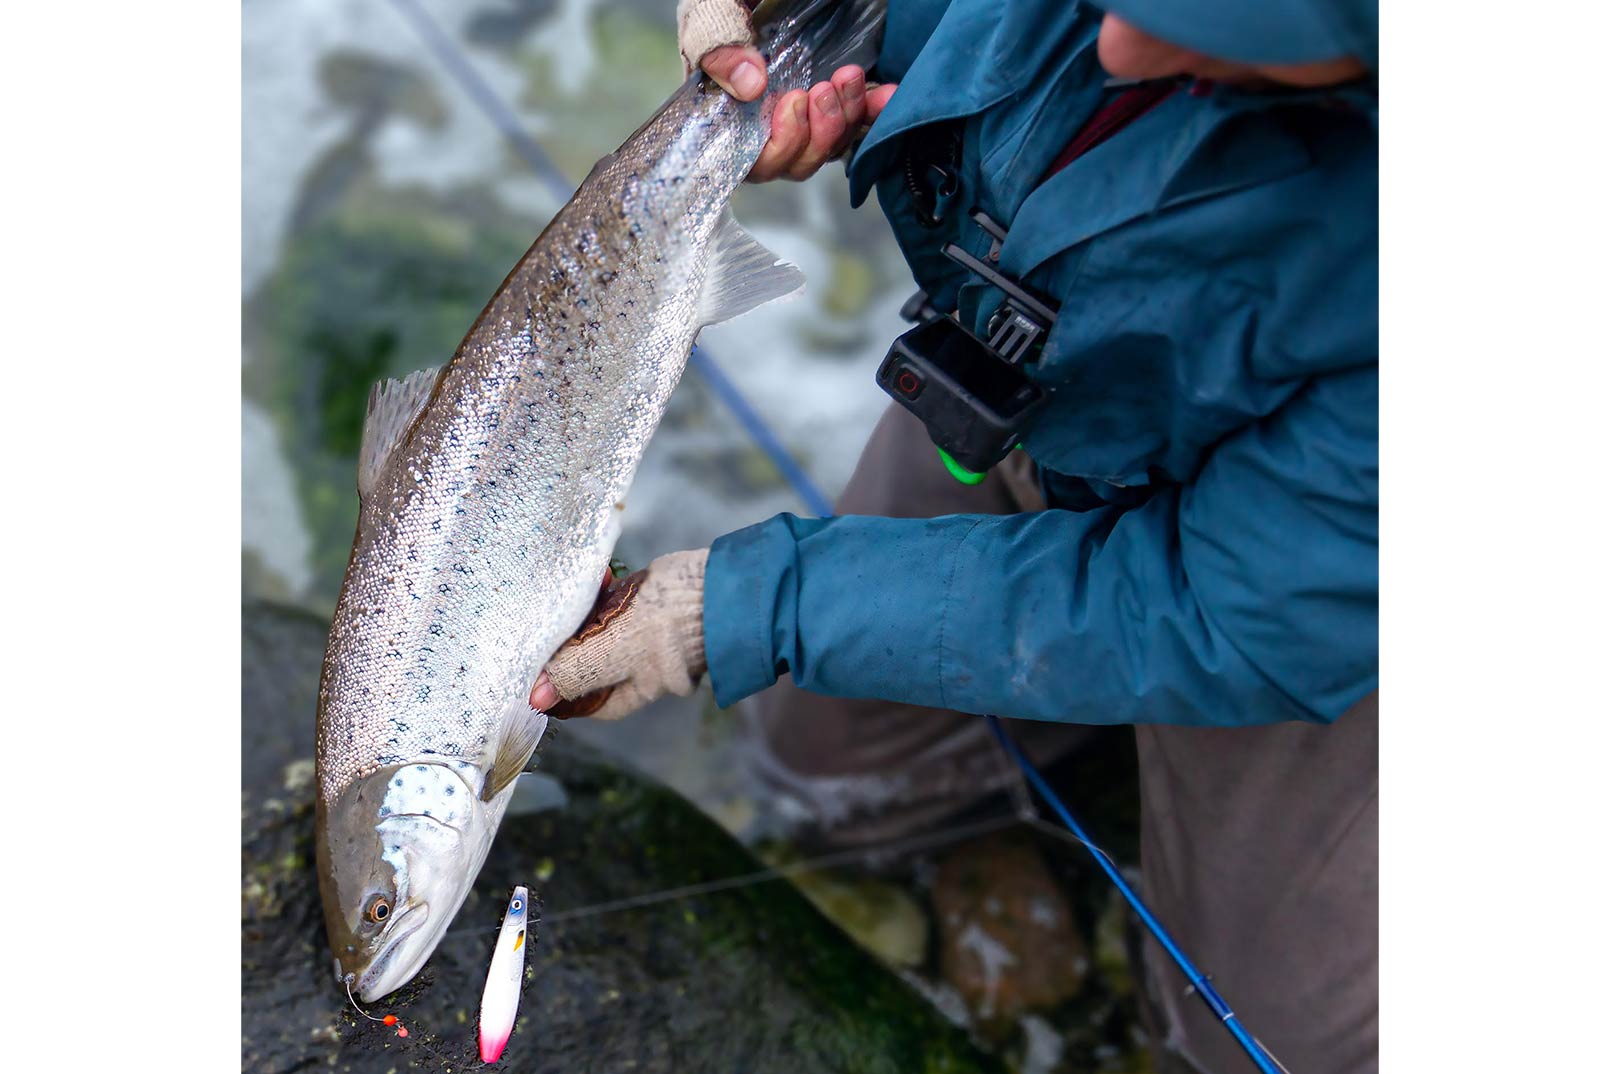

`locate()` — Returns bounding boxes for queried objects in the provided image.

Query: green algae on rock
[242,602,993,1073]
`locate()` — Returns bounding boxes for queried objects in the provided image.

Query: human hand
[529,549,709,721]
[678,0,897,182]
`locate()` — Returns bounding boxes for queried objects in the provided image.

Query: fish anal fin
[696,208,806,327]
[483,698,550,802]
[359,366,442,498]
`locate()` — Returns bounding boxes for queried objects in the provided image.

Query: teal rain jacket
[703,0,1378,728]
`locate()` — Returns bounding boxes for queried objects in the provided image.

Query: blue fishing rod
[387,0,834,519]
[388,4,1285,1069]
[985,717,1287,1074]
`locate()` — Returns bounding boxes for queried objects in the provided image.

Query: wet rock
[1016,1014,1066,1074]
[931,834,1088,1028]
[759,848,931,969]
[242,601,994,1073]
[1091,889,1135,1001]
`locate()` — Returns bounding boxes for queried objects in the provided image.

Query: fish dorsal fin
[358,367,442,498]
[696,208,806,327]
[483,698,549,802]
[584,152,614,184]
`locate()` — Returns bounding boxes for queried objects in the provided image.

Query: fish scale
[318,82,759,803]
[314,0,888,1002]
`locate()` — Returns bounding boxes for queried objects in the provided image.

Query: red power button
[896,369,922,398]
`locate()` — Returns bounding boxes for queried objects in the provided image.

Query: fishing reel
[877,211,1055,481]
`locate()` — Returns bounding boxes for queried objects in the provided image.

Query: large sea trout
[315,0,885,1001]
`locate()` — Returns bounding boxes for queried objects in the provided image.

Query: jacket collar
[998,84,1319,276]
[848,1,1095,206]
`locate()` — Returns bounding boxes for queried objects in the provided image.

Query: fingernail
[839,76,863,104]
[530,672,557,710]
[730,61,765,98]
[791,95,809,124]
[814,88,840,117]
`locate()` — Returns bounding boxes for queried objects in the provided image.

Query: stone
[931,834,1089,1028]
[241,601,993,1074]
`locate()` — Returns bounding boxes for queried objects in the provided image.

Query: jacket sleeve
[702,366,1377,726]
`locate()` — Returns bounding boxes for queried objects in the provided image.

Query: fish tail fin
[755,0,888,82]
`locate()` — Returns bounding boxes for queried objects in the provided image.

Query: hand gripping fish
[314,0,886,1001]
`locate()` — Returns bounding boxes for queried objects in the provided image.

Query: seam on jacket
[939,518,984,711]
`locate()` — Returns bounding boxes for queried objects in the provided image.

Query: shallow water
[241,9,1155,1069]
[241,0,908,813]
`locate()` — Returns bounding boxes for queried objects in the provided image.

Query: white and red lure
[478,886,529,1063]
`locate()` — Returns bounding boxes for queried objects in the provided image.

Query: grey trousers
[739,404,1378,1074]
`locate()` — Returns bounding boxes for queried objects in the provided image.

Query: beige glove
[676,0,754,74]
[534,549,709,721]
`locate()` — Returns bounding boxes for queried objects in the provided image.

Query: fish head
[316,760,496,1001]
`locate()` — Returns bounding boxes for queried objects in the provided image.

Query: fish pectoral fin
[696,208,806,327]
[358,366,443,498]
[483,698,550,802]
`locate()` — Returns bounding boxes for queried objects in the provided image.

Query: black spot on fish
[445,785,455,796]
[378,806,391,816]
[393,778,403,788]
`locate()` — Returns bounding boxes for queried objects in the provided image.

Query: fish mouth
[354,902,430,1001]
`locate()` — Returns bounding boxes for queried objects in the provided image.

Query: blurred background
[242,0,912,828]
[243,3,1149,1069]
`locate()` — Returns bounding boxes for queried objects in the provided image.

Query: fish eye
[511,898,523,912]
[366,895,393,924]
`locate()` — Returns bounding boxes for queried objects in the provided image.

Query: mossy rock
[241,602,994,1073]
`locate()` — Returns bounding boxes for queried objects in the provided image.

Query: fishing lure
[342,975,409,1037]
[478,886,529,1063]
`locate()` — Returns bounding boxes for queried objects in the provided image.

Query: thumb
[701,45,767,100]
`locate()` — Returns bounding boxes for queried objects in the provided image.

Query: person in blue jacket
[533,2,1377,1071]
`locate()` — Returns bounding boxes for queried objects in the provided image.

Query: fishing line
[342,974,383,1020]
[1257,1036,1297,1074]
[344,974,409,1036]
[385,0,836,520]
[377,12,1294,1072]
[984,715,1287,1074]
[1020,813,1123,873]
[437,810,1022,941]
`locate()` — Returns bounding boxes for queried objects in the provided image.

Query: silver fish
[314,0,885,1001]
